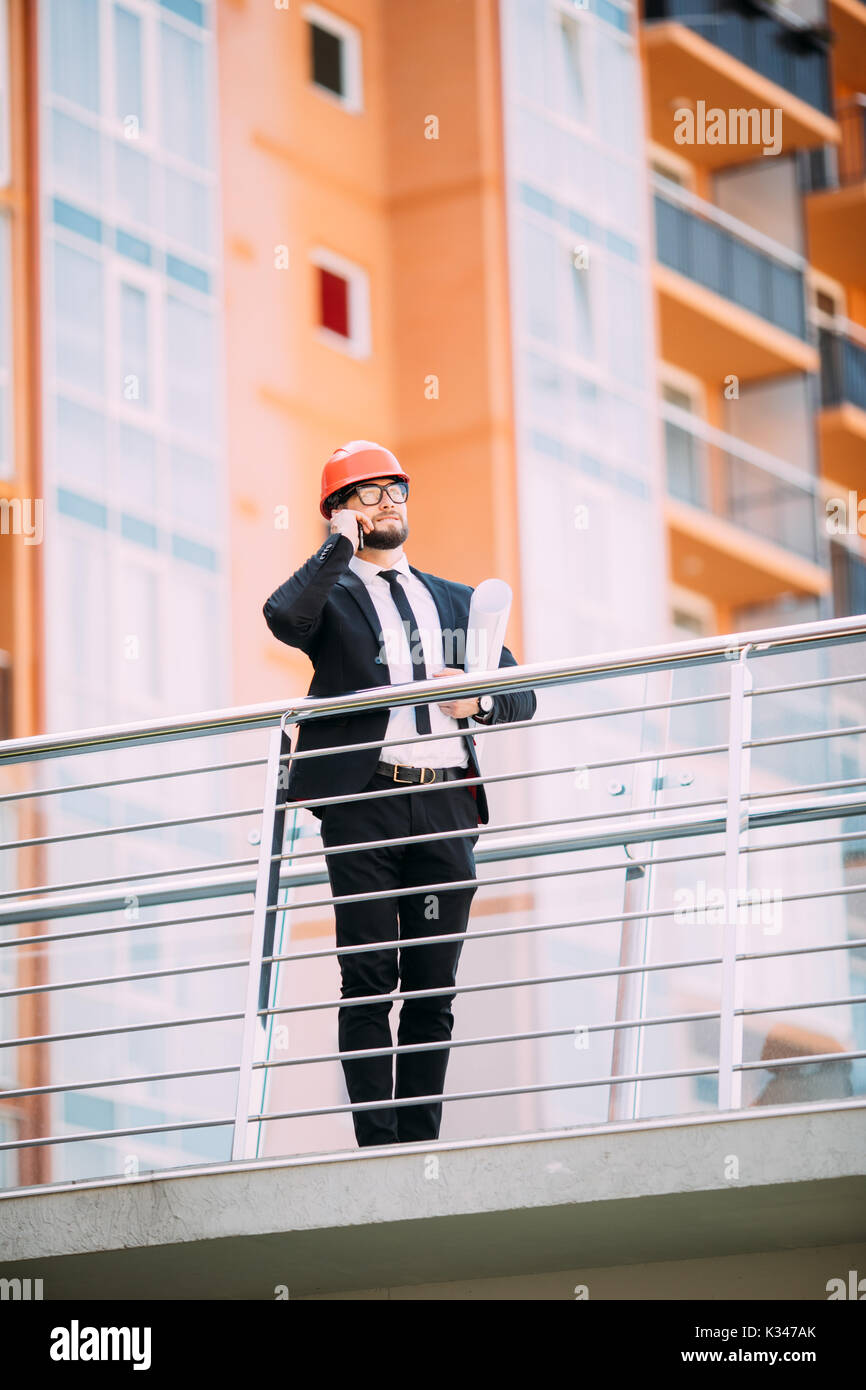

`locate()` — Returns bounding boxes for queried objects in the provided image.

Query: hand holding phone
[329,508,373,554]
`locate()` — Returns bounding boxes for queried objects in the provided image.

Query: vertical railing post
[608,670,673,1122]
[231,720,291,1162]
[717,645,753,1113]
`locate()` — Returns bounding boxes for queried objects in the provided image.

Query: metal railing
[654,179,808,340]
[819,325,866,414]
[799,98,866,192]
[644,0,833,115]
[662,399,821,561]
[1,614,866,1193]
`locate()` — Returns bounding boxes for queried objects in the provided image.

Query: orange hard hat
[319,440,409,519]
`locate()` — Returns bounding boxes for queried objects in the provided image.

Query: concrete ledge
[1,1106,864,1298]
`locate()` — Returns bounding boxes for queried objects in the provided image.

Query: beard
[365,517,408,549]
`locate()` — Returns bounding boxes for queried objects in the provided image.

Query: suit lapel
[336,570,386,654]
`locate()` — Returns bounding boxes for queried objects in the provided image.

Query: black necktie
[377,569,432,734]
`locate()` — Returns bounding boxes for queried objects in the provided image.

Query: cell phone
[357,521,364,551]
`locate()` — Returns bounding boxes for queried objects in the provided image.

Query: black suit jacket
[262,532,537,823]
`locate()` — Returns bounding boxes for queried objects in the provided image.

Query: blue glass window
[53,198,102,243]
[57,487,108,528]
[171,533,217,570]
[49,0,99,112]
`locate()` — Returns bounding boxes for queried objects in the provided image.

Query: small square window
[310,23,342,97]
[310,247,370,358]
[319,266,349,337]
[303,4,363,113]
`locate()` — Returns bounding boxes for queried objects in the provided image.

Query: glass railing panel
[644,0,832,113]
[654,193,807,339]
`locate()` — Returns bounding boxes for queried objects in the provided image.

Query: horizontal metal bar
[748,671,866,699]
[0,869,259,928]
[0,1114,237,1153]
[4,788,864,931]
[0,803,262,855]
[0,954,247,1001]
[0,1010,244,1052]
[260,952,725,1020]
[276,742,730,817]
[747,723,866,752]
[745,792,866,834]
[737,1050,866,1072]
[264,902,700,968]
[0,850,259,905]
[739,931,866,963]
[0,754,268,806]
[737,993,866,1017]
[744,775,866,801]
[280,689,731,766]
[253,1062,723,1126]
[266,888,866,971]
[0,1061,241,1102]
[0,906,252,953]
[3,612,866,765]
[275,795,729,868]
[256,1007,723,1072]
[20,1046,862,1153]
[745,827,866,855]
[8,778,866,917]
[265,844,725,918]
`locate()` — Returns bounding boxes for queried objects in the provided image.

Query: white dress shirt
[348,551,471,768]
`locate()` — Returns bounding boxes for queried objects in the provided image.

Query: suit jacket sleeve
[262,532,354,655]
[487,643,536,725]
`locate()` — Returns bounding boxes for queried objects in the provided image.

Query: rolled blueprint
[465,578,513,674]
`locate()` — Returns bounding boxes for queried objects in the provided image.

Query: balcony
[642,0,837,166]
[831,539,866,615]
[662,400,829,604]
[818,325,866,490]
[653,179,818,383]
[828,0,866,89]
[0,623,865,1296]
[804,99,866,289]
[0,655,9,741]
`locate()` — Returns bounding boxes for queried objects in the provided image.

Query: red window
[319,267,349,337]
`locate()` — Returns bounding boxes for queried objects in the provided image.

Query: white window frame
[669,584,716,638]
[107,255,162,425]
[310,245,371,359]
[303,3,364,115]
[807,269,846,334]
[659,363,706,417]
[648,142,696,194]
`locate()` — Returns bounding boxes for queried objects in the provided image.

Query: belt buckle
[392,763,413,784]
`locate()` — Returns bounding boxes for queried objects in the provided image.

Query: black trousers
[320,768,480,1148]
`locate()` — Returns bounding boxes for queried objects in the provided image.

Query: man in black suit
[263,440,536,1148]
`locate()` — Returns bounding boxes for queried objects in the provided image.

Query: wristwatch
[476,694,495,723]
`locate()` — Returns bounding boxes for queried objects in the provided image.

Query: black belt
[375,760,468,785]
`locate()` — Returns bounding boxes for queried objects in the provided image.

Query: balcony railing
[662,400,821,560]
[654,180,808,340]
[819,325,866,413]
[643,0,833,115]
[799,98,866,191]
[831,541,866,617]
[1,617,866,1193]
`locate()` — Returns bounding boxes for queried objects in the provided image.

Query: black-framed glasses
[350,480,409,506]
